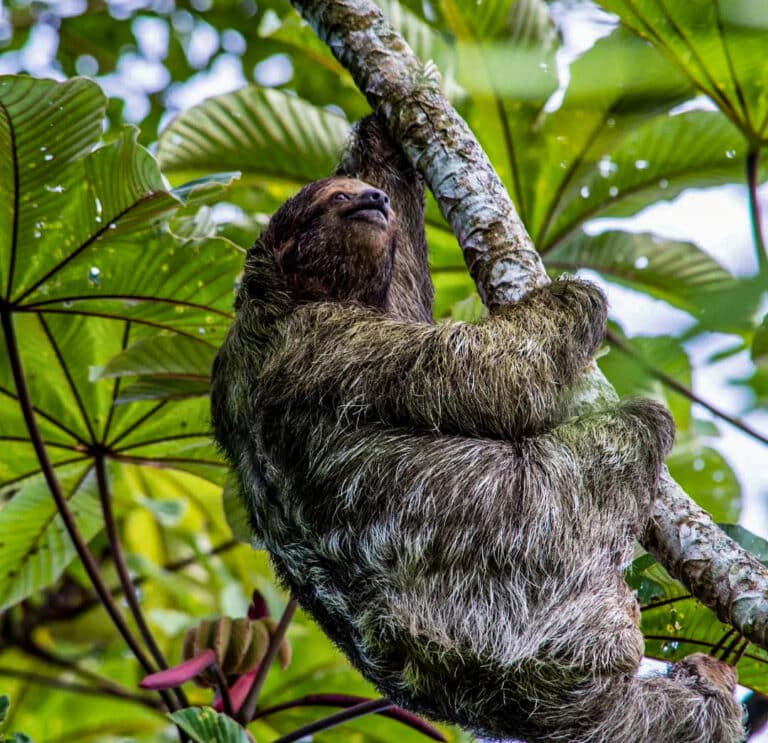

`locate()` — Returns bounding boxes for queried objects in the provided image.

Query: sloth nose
[360,188,390,213]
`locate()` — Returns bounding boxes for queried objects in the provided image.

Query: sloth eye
[331,192,351,203]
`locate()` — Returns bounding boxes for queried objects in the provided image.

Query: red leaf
[248,590,270,620]
[213,668,258,713]
[139,649,217,689]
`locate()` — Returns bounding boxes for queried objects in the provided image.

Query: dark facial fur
[211,116,744,743]
[258,176,397,310]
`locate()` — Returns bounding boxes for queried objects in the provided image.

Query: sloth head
[256,176,397,309]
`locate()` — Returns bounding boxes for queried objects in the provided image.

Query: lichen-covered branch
[289,0,768,652]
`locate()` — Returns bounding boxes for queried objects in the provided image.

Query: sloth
[211,116,744,742]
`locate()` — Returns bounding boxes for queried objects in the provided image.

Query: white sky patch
[163,53,245,115]
[186,19,219,69]
[132,15,169,62]
[254,53,293,87]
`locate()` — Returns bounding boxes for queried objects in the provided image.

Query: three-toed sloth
[211,116,743,742]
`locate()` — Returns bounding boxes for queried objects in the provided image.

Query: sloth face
[266,177,398,309]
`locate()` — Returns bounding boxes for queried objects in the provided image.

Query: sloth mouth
[344,203,389,227]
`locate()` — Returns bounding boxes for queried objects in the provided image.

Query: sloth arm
[265,278,607,438]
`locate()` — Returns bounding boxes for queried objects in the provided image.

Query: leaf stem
[273,698,393,743]
[94,452,188,710]
[746,148,767,278]
[212,662,235,717]
[0,308,177,717]
[236,596,298,724]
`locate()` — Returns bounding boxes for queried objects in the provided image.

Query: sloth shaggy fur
[211,116,744,742]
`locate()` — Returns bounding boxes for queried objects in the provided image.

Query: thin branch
[290,0,768,653]
[212,662,235,717]
[94,452,188,711]
[273,698,393,743]
[606,329,768,446]
[0,666,161,710]
[236,597,298,724]
[746,148,767,277]
[19,639,150,702]
[0,309,178,717]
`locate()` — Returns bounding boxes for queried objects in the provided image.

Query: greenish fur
[211,117,744,742]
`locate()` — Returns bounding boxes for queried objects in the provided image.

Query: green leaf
[463,24,748,250]
[599,0,768,142]
[718,524,768,564]
[600,334,693,431]
[548,230,736,314]
[169,707,251,743]
[0,465,101,612]
[157,87,351,187]
[0,695,9,723]
[666,445,741,523]
[632,556,768,695]
[223,470,257,545]
[752,314,768,368]
[101,335,216,380]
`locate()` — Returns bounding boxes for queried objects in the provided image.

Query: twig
[0,666,161,709]
[236,597,298,724]
[212,662,235,717]
[273,698,393,743]
[94,452,188,710]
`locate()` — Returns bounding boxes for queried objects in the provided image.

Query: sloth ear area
[275,238,301,272]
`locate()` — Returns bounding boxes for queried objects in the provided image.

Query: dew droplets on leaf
[693,457,705,471]
[659,179,669,189]
[634,159,650,170]
[725,149,736,159]
[45,184,65,193]
[63,300,73,308]
[44,153,54,162]
[198,327,206,335]
[88,266,102,285]
[712,470,725,482]
[598,156,618,178]
[609,186,619,198]
[580,186,590,199]
[634,256,649,270]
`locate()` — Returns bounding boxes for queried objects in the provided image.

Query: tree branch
[290,0,768,652]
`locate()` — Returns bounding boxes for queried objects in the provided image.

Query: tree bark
[290,0,768,653]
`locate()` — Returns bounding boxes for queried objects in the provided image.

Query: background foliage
[0,0,766,740]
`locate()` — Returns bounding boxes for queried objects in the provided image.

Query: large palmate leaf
[0,75,241,607]
[465,27,746,252]
[548,230,736,314]
[158,86,351,188]
[600,0,768,142]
